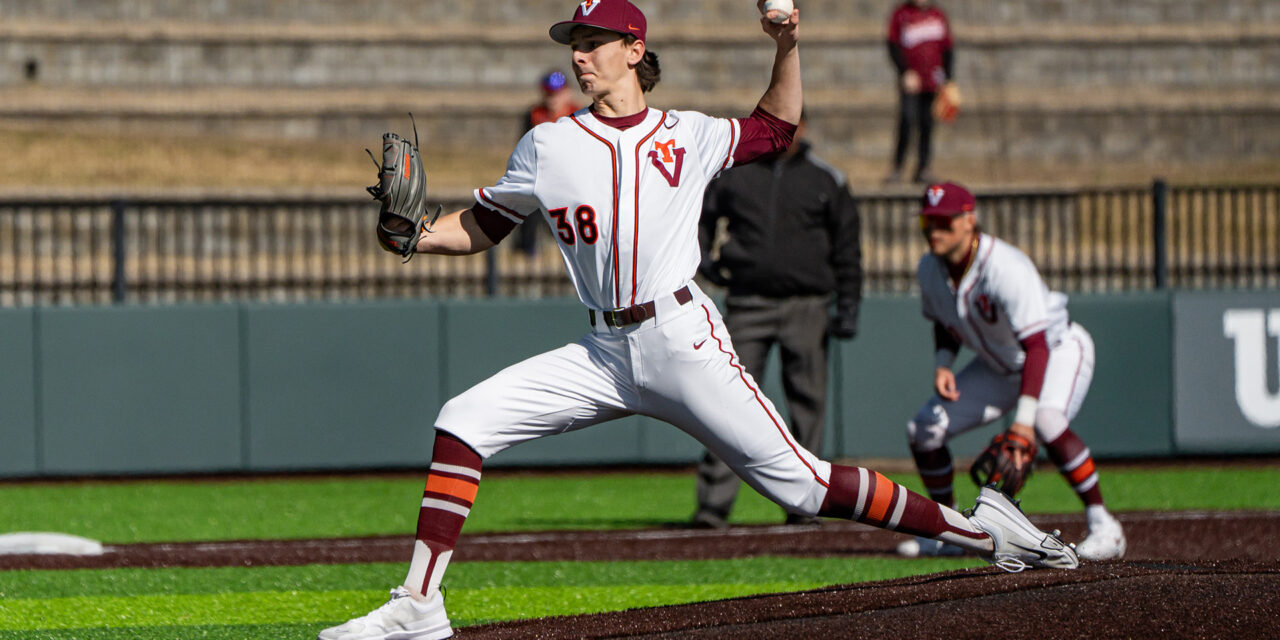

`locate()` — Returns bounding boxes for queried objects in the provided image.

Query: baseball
[763,0,793,23]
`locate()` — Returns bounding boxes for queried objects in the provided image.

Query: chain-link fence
[1,181,1276,307]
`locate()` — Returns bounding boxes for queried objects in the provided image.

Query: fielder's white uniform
[908,233,1095,450]
[436,107,832,516]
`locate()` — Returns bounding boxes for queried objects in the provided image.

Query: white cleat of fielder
[967,486,1080,572]
[318,587,452,640]
[1076,510,1126,560]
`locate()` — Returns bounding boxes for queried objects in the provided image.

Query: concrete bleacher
[3,0,1277,25]
[1,0,1275,187]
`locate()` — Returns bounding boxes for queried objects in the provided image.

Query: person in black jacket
[692,116,863,528]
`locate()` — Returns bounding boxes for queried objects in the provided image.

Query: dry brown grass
[0,125,508,196]
[1,124,1274,196]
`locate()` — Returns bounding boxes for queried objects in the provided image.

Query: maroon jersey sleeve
[731,107,797,165]
[887,5,904,46]
[471,201,519,244]
[1018,330,1050,399]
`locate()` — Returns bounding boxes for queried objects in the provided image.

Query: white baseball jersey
[475,107,740,311]
[918,233,1070,375]
[437,107,832,517]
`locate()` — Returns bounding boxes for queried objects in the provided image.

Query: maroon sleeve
[731,107,797,165]
[471,202,518,244]
[1019,331,1050,399]
[887,6,902,46]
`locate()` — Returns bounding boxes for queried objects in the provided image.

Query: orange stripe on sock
[864,472,895,524]
[425,475,479,504]
[1066,459,1096,485]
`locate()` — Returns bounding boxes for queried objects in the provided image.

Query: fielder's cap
[550,0,647,45]
[920,182,977,217]
[541,70,569,94]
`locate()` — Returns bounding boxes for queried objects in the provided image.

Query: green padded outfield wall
[1066,292,1174,457]
[242,301,444,470]
[0,309,37,475]
[36,305,243,475]
[0,291,1234,478]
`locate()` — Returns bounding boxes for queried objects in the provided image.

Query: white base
[0,532,105,555]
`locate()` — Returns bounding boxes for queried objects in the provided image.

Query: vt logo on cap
[550,0,648,44]
[920,181,977,216]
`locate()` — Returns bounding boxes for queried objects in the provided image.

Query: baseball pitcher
[323,5,1078,639]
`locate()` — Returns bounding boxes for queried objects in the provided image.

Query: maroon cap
[920,182,977,217]
[549,0,647,45]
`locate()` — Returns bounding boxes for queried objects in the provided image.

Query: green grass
[0,624,319,640]
[0,557,980,633]
[2,465,1276,638]
[3,467,1277,544]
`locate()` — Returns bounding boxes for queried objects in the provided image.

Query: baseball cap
[549,0,647,45]
[541,70,569,94]
[920,182,977,217]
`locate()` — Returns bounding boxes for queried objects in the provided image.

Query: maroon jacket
[887,2,954,92]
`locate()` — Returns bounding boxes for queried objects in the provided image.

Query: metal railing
[0,181,1275,306]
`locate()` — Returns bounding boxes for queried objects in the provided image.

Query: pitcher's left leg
[643,302,1075,570]
[643,302,979,546]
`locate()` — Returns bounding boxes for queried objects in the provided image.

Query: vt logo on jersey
[649,139,686,187]
[975,293,998,324]
[927,186,946,207]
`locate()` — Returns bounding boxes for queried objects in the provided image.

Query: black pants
[892,90,937,176]
[693,294,831,526]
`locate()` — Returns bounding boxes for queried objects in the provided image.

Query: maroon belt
[590,286,693,328]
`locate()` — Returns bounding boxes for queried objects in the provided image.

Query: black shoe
[784,514,822,526]
[690,512,729,529]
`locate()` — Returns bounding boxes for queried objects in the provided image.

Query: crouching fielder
[899,181,1126,562]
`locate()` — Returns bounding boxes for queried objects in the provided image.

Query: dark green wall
[0,309,37,475]
[38,306,242,474]
[0,292,1204,477]
[1067,292,1174,457]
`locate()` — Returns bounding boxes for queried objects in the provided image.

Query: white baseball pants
[909,322,1096,449]
[435,283,832,516]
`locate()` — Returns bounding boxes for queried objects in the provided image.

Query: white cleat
[897,536,966,558]
[1077,512,1127,561]
[318,586,453,640]
[967,486,1080,572]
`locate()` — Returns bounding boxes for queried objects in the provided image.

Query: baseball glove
[969,430,1038,496]
[933,82,962,123]
[366,124,441,262]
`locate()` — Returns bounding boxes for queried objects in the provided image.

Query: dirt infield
[5,511,1278,638]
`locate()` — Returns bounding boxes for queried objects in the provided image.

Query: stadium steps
[3,85,1276,166]
[0,0,1273,26]
[1,0,1274,185]
[1,20,1274,91]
